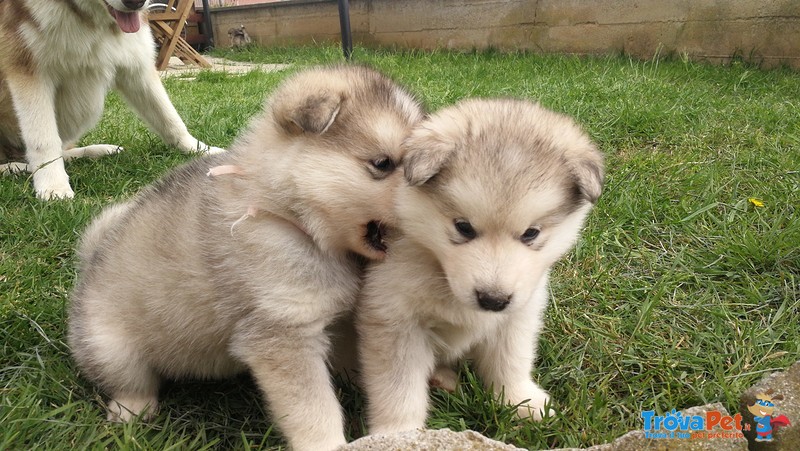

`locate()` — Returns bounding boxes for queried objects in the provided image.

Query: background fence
[209,0,800,68]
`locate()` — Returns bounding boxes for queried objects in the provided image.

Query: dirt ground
[159,56,290,79]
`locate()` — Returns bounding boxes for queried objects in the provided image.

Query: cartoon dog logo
[747,389,791,441]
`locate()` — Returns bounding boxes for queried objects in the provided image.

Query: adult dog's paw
[184,138,225,155]
[33,164,74,200]
[64,144,125,161]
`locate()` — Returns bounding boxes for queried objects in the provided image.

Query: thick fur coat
[356,98,604,434]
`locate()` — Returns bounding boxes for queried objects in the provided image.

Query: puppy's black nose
[122,0,146,10]
[476,290,511,312]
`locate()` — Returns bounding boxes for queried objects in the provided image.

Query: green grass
[2,45,798,449]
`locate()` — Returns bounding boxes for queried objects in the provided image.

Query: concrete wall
[210,0,800,68]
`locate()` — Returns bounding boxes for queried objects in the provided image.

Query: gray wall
[210,0,800,68]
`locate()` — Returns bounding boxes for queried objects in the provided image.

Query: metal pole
[201,0,214,48]
[337,0,353,60]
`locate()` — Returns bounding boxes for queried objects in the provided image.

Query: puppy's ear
[569,145,605,204]
[403,125,457,186]
[274,90,342,135]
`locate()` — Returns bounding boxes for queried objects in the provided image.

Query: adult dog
[0,0,223,199]
[357,98,604,434]
[68,65,424,451]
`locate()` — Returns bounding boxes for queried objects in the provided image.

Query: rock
[340,428,526,451]
[739,361,800,450]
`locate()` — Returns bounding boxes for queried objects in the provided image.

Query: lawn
[1,45,798,449]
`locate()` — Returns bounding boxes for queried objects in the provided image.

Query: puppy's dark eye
[454,219,477,240]
[521,227,541,244]
[370,158,395,173]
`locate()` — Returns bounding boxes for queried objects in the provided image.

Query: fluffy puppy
[356,98,604,434]
[68,65,424,451]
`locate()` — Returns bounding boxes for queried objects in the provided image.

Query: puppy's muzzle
[476,290,511,312]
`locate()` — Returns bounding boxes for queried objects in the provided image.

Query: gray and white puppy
[357,98,604,434]
[68,65,424,451]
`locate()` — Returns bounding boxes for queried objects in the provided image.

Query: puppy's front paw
[516,387,554,421]
[429,366,459,392]
[106,396,158,423]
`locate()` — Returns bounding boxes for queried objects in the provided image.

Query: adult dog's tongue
[109,8,141,33]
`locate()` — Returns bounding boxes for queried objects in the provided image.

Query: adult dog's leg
[57,76,126,163]
[63,144,124,161]
[114,65,224,155]
[6,72,72,199]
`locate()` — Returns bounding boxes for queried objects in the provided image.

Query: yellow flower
[748,198,765,208]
